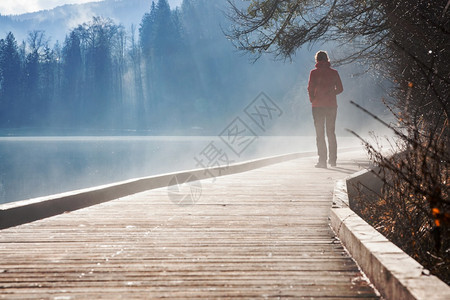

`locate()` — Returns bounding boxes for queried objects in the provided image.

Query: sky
[0,0,183,15]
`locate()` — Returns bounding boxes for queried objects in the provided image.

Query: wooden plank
[0,149,380,299]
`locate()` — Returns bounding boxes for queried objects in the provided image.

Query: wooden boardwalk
[0,149,380,299]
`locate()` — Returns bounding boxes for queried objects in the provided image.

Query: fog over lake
[0,136,362,204]
[0,0,384,205]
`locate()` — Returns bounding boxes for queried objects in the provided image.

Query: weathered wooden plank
[0,149,380,299]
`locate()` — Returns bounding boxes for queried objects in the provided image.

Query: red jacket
[307,61,343,107]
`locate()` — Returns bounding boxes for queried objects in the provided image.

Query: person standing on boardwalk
[307,50,344,168]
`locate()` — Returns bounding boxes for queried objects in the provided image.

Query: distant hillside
[0,0,153,43]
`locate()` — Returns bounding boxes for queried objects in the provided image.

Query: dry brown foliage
[351,109,449,284]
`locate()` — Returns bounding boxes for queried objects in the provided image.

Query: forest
[0,0,317,135]
[0,0,223,133]
[0,0,389,136]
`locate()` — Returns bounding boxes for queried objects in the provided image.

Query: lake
[0,136,360,204]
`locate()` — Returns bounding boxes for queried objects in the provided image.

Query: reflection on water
[0,136,360,204]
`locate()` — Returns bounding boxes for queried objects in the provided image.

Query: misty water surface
[0,136,361,204]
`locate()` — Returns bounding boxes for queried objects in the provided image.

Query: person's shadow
[328,160,373,174]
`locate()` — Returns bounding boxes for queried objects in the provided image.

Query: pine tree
[0,32,22,127]
[62,31,83,127]
[24,31,46,126]
[139,1,158,124]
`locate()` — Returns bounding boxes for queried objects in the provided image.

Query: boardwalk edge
[330,172,450,300]
[0,151,315,229]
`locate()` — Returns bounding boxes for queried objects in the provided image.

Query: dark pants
[312,107,337,164]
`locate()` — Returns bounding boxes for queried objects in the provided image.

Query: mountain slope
[1,0,153,42]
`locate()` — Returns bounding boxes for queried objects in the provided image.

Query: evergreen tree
[153,0,174,59]
[62,31,83,127]
[139,1,157,59]
[139,0,187,127]
[139,1,158,125]
[130,24,146,129]
[0,32,22,127]
[24,31,47,126]
[40,44,56,127]
[110,25,127,129]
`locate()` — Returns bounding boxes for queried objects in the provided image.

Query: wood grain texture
[0,149,380,299]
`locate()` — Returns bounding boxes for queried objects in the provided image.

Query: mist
[0,0,389,204]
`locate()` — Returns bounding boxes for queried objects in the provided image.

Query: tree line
[0,0,276,133]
